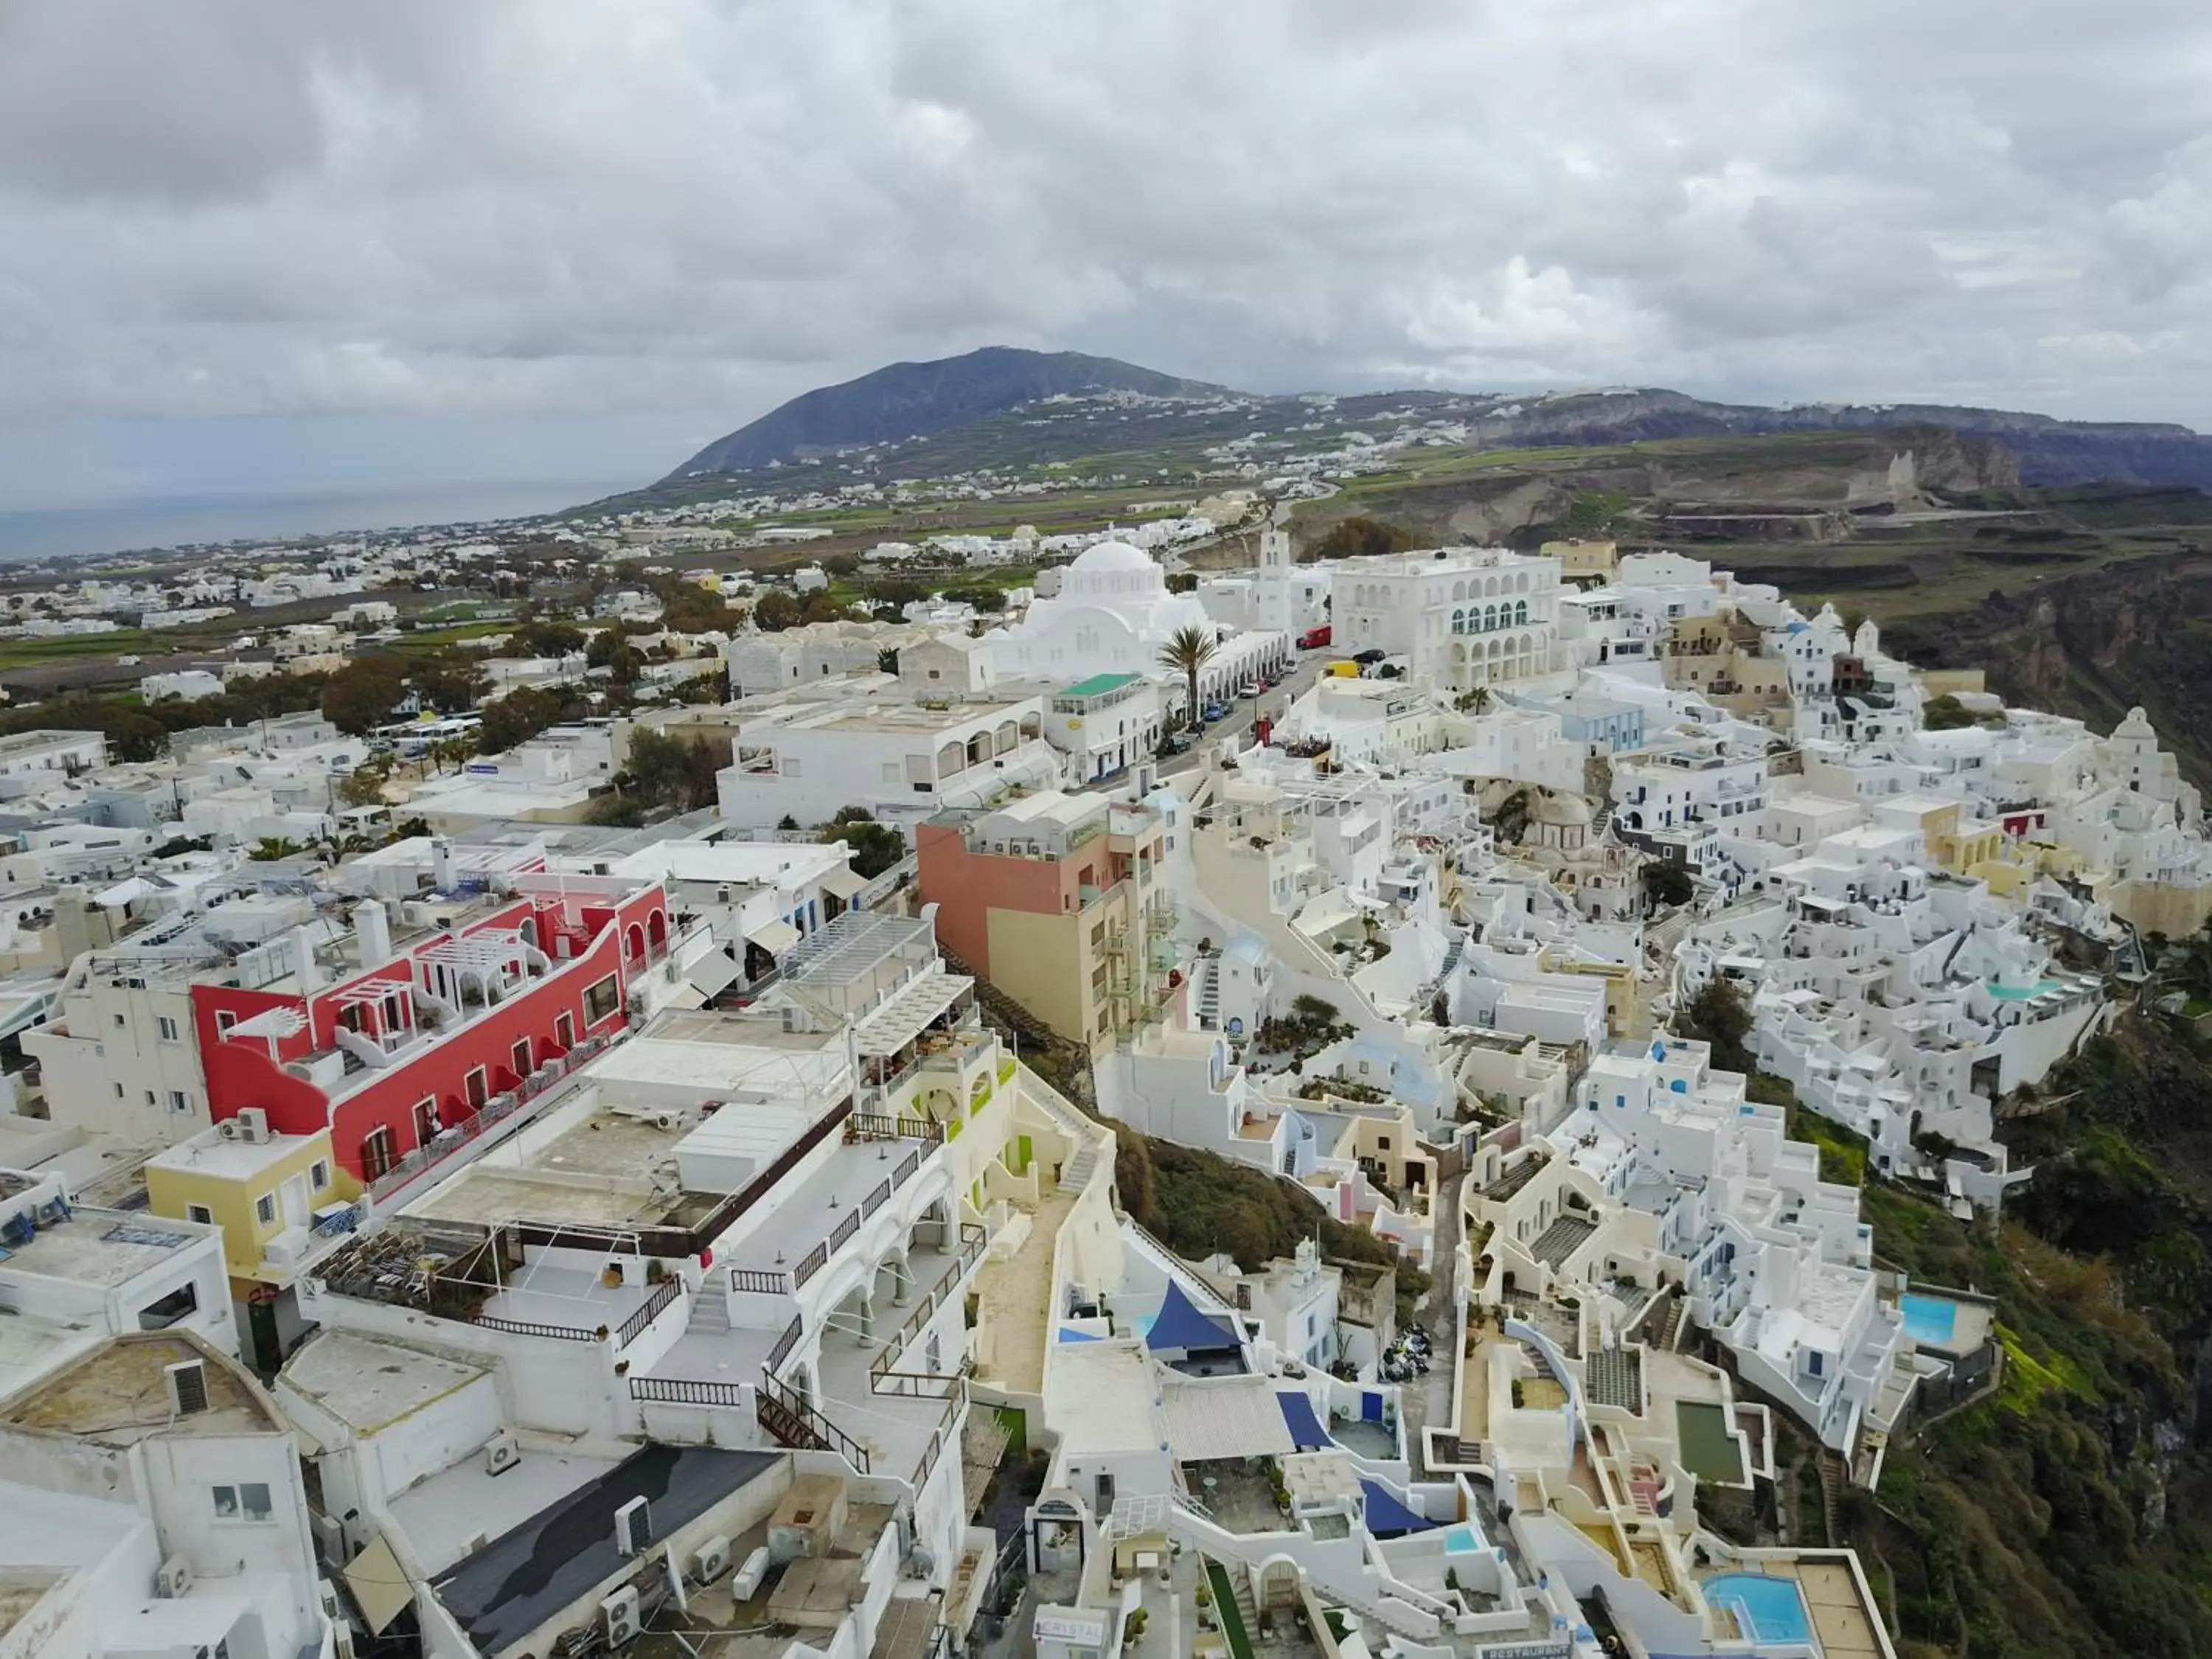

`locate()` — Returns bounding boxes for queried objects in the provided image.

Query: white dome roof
[1073,539,1153,573]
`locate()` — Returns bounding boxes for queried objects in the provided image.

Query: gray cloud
[0,0,2208,504]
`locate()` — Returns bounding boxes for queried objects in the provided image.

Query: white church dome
[1072,539,1155,574]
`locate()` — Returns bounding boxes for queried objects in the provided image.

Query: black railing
[615,1278,681,1349]
[896,1147,922,1185]
[793,1240,830,1288]
[828,1208,860,1253]
[849,1111,946,1142]
[631,1375,747,1407]
[757,1370,871,1474]
[861,1178,894,1219]
[765,1317,801,1374]
[475,1313,599,1343]
[729,1267,792,1295]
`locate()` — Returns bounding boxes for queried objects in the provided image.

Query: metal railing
[631,1375,748,1408]
[793,1239,830,1289]
[615,1278,681,1349]
[367,1032,614,1203]
[474,1313,599,1343]
[849,1111,945,1141]
[860,1178,894,1219]
[765,1317,801,1374]
[827,1208,860,1253]
[756,1369,872,1475]
[729,1267,792,1295]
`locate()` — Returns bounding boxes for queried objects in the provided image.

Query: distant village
[0,472,2202,1659]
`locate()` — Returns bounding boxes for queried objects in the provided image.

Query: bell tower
[1256,505,1294,636]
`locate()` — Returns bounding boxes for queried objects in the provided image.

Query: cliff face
[1887,552,2212,781]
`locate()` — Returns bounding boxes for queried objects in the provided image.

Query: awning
[1144,1280,1242,1355]
[852,970,974,1057]
[1277,1391,1334,1451]
[820,864,868,900]
[745,918,803,956]
[687,948,742,999]
[1360,1478,1433,1537]
[343,1534,417,1635]
[1164,1380,1295,1462]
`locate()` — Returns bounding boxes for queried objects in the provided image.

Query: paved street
[1156,644,1335,781]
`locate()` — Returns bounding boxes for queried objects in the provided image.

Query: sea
[0,480,640,564]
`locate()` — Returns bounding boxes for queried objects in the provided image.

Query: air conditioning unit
[692,1534,732,1585]
[156,1557,194,1599]
[613,1496,652,1557]
[601,1587,641,1648]
[484,1430,522,1478]
[730,1546,770,1600]
[217,1119,245,1141]
[236,1107,271,1144]
[166,1359,209,1416]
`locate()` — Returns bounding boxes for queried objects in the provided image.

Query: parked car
[1352,648,1386,666]
[1203,700,1229,721]
[1237,683,1262,699]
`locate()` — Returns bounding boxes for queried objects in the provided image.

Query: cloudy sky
[3,0,2210,515]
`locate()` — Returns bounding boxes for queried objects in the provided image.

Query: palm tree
[1159,625,1218,730]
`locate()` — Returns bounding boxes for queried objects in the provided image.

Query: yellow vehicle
[1329,659,1362,678]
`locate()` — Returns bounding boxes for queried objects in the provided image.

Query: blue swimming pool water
[1989,979,2061,1000]
[1441,1523,1481,1553]
[1900,1292,1958,1346]
[1705,1573,1814,1644]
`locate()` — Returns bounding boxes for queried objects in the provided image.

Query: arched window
[1452,580,1467,601]
[1484,604,1498,632]
[1514,599,1528,626]
[1452,608,1466,634]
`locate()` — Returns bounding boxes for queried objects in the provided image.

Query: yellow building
[146,1123,357,1285]
[1542,539,1619,581]
[147,1121,362,1371]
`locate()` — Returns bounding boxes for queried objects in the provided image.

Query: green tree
[1641,862,1696,909]
[476,686,567,754]
[410,648,490,714]
[1158,623,1218,728]
[753,590,801,632]
[516,619,585,657]
[321,658,408,736]
[1922,693,1978,731]
[336,762,391,808]
[821,807,905,878]
[625,728,728,812]
[586,630,644,685]
[1673,976,1755,1073]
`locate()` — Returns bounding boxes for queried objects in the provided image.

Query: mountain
[663,346,1225,480]
[1444,388,2212,492]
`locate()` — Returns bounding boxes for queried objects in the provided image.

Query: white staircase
[1159,1496,1449,1640]
[1196,953,1222,1030]
[686,1270,731,1336]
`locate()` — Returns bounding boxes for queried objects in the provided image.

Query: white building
[987,540,1287,713]
[1330,546,1565,692]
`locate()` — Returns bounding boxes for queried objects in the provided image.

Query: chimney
[293,925,321,992]
[355,900,392,966]
[432,837,456,892]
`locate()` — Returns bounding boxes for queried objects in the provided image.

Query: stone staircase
[1195,950,1222,1030]
[687,1269,731,1335]
[1653,1292,1687,1352]
[1227,1560,1262,1639]
[1816,1448,1846,1543]
[1161,1496,1448,1640]
[1060,1136,1101,1195]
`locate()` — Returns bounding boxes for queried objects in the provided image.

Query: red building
[193,875,670,1183]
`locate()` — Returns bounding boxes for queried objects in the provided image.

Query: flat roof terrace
[4,1334,274,1444]
[408,1110,704,1233]
[0,1208,210,1287]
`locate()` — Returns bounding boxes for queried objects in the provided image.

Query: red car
[1298,625,1332,649]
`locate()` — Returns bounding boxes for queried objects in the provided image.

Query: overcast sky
[3,0,2210,512]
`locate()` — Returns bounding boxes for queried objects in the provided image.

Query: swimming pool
[1900,1292,1958,1346]
[1989,979,2061,1000]
[1705,1573,1815,1644]
[1441,1523,1482,1553]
